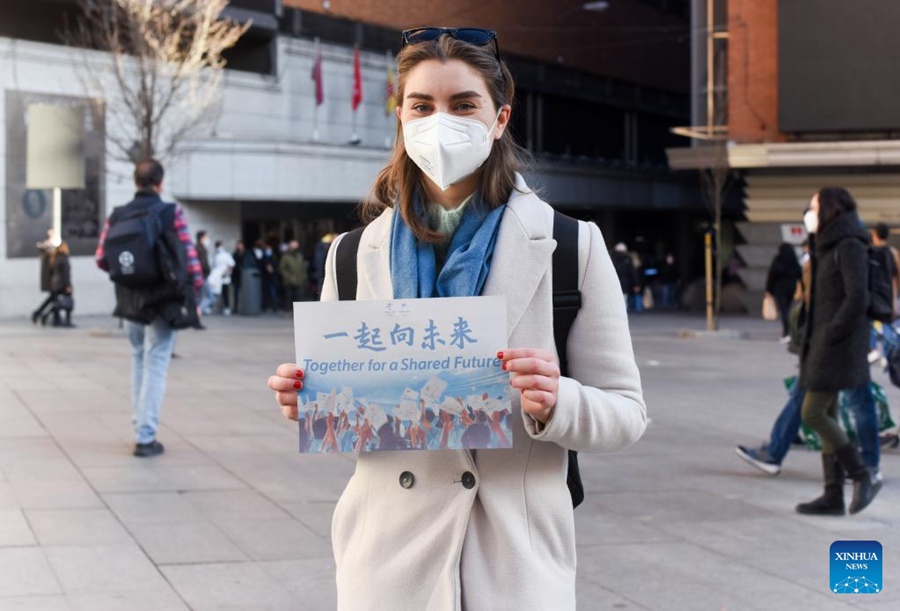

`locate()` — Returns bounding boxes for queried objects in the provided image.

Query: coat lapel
[358,208,394,299]
[482,181,555,335]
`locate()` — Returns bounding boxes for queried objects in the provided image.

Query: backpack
[103,199,194,327]
[103,201,172,289]
[868,246,895,323]
[334,210,586,509]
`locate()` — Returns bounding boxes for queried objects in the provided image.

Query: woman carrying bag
[267,28,646,610]
[45,241,74,328]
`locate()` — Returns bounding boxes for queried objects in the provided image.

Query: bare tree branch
[65,0,249,163]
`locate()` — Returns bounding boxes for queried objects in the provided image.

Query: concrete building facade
[2,0,700,319]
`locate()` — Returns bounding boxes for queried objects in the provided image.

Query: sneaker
[734,445,781,475]
[133,440,165,458]
[868,349,881,365]
[873,467,883,483]
[779,335,791,344]
[881,433,899,449]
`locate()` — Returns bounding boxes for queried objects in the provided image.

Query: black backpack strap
[552,210,582,377]
[335,227,365,301]
[552,210,585,509]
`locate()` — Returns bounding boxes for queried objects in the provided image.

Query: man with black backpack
[94,159,204,457]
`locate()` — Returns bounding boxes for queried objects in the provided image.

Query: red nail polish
[296,369,304,379]
[497,351,504,359]
[293,380,303,390]
[502,361,507,371]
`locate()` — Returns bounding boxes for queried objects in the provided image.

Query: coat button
[399,471,415,489]
[461,471,476,489]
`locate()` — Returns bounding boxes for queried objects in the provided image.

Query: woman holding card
[268,28,646,611]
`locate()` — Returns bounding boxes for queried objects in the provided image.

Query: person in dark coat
[796,186,880,516]
[765,243,802,339]
[31,229,58,324]
[45,241,74,327]
[611,242,639,310]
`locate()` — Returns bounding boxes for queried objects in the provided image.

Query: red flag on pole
[311,39,324,106]
[352,46,363,111]
[385,58,396,116]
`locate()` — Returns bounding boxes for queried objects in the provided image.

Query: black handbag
[56,294,74,311]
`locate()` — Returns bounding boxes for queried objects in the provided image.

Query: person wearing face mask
[267,29,646,611]
[795,187,881,516]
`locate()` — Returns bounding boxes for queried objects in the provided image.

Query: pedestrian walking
[868,223,900,362]
[765,243,802,341]
[738,232,883,481]
[794,186,881,515]
[31,229,59,324]
[267,28,646,611]
[44,240,75,327]
[94,159,204,458]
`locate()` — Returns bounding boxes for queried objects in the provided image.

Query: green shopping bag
[783,376,897,450]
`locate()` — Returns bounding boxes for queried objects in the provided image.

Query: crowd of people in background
[29,225,338,328]
[200,232,334,316]
[611,242,681,312]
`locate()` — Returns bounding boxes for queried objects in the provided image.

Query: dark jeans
[33,293,54,319]
[284,285,306,309]
[765,379,879,468]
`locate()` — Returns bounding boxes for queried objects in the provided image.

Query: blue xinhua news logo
[830,541,882,594]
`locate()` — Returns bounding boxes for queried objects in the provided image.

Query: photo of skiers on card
[293,297,511,454]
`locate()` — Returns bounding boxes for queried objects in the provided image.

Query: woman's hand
[498,348,560,424]
[268,364,305,421]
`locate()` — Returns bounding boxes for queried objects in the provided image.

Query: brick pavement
[0,312,896,610]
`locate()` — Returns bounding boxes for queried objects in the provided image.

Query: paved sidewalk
[0,312,897,610]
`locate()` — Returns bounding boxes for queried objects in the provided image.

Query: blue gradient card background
[830,540,882,594]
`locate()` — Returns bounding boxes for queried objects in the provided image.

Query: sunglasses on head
[401,27,501,61]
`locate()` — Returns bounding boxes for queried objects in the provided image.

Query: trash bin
[239,267,262,315]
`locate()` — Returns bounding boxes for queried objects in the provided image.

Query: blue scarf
[390,193,506,298]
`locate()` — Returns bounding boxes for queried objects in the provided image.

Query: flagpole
[312,37,320,142]
[385,49,393,149]
[350,45,362,145]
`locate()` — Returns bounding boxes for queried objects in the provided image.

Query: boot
[796,453,845,515]
[835,443,882,515]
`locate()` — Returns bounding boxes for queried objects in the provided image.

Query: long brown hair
[816,186,857,230]
[361,35,528,242]
[50,241,69,266]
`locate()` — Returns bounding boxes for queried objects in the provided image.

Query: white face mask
[803,209,819,234]
[403,111,501,191]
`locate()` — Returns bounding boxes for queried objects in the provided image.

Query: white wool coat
[320,176,646,611]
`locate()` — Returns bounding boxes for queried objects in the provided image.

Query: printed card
[293,296,511,453]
